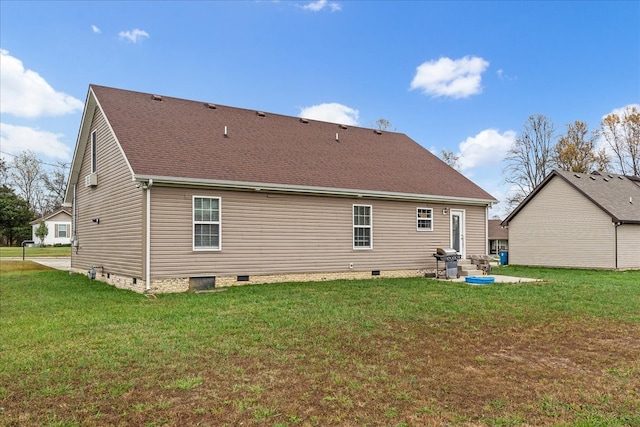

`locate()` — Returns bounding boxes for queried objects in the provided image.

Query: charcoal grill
[433,247,461,279]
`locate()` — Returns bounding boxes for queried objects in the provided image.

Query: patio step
[457,259,484,277]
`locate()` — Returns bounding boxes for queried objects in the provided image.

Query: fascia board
[134,174,496,206]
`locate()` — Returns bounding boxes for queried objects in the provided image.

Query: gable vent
[256,111,266,117]
[205,103,217,109]
[300,118,309,124]
[374,129,383,135]
[151,94,162,101]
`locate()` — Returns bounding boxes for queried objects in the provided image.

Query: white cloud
[119,28,150,43]
[302,0,341,12]
[0,123,71,160]
[0,50,84,118]
[91,25,101,34]
[410,56,490,99]
[299,103,359,125]
[602,103,640,119]
[457,128,516,170]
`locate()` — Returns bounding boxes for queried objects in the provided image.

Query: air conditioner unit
[85,173,98,187]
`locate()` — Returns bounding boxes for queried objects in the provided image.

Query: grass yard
[1,263,639,426]
[0,246,71,258]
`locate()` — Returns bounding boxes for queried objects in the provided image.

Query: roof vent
[574,173,581,178]
[618,176,624,180]
[205,103,217,109]
[604,178,609,182]
[608,174,614,178]
[224,126,228,137]
[335,132,339,142]
[300,118,309,124]
[151,95,162,101]
[374,129,383,135]
[256,111,266,117]
[589,176,596,180]
[339,124,348,130]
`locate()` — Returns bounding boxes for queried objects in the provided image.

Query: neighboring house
[30,208,72,246]
[488,219,508,254]
[501,170,640,270]
[63,85,497,293]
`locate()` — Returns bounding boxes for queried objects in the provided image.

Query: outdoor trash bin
[499,250,509,265]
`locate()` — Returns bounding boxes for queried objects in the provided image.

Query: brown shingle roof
[488,219,508,240]
[90,85,495,202]
[503,170,640,225]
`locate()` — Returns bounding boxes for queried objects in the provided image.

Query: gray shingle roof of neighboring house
[77,85,496,204]
[488,219,508,240]
[503,169,640,225]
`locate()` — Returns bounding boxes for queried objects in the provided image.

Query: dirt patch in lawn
[3,319,639,426]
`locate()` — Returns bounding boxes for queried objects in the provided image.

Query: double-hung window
[193,196,221,250]
[353,204,372,249]
[55,223,69,238]
[417,208,433,231]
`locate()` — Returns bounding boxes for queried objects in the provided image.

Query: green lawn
[1,263,639,426]
[0,245,71,258]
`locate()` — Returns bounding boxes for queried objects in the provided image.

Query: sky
[1,0,638,217]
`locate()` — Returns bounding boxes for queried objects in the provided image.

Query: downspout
[72,184,78,255]
[485,205,490,255]
[145,179,153,291]
[614,222,621,270]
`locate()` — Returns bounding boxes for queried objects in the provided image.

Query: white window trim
[417,207,433,231]
[192,196,222,251]
[353,204,372,250]
[90,131,97,173]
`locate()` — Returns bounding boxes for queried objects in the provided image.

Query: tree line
[0,151,69,246]
[442,106,640,211]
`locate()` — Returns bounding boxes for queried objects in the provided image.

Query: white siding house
[30,208,73,246]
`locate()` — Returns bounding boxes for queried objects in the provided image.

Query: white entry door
[451,209,466,258]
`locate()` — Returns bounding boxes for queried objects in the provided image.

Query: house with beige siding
[501,170,640,270]
[488,219,508,255]
[30,208,72,246]
[64,85,496,293]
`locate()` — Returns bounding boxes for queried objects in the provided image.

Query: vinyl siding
[464,207,488,256]
[617,224,640,269]
[71,107,143,277]
[508,177,615,268]
[148,187,487,279]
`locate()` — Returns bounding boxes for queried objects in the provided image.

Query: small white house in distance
[30,208,73,246]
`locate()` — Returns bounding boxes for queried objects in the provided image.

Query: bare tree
[440,149,461,171]
[0,158,8,187]
[554,120,608,173]
[42,161,69,212]
[373,118,394,131]
[601,106,640,176]
[502,114,556,207]
[8,151,44,215]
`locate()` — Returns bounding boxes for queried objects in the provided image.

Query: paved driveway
[5,257,71,270]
